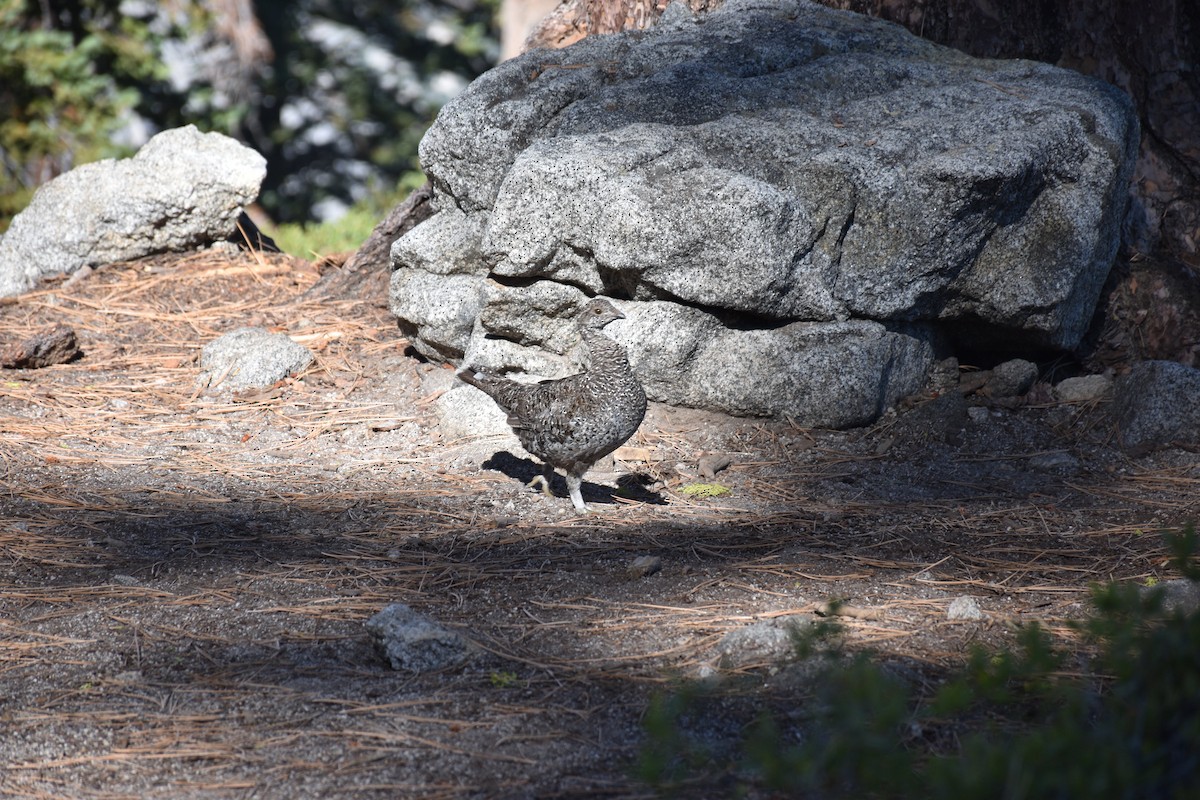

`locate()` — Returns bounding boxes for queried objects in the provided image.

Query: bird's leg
[566,474,588,514]
[527,463,554,498]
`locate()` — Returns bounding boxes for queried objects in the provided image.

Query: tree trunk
[303,183,435,303]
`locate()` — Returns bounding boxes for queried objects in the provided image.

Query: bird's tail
[455,365,488,391]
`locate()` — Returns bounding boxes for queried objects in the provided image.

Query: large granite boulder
[390,0,1139,426]
[0,125,266,298]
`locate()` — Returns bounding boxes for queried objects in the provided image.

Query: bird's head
[578,298,626,330]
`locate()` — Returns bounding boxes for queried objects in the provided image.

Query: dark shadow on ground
[0,455,1190,796]
[481,450,667,506]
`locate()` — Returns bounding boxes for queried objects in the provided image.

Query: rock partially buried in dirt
[1142,579,1200,615]
[1054,374,1113,404]
[947,596,986,621]
[0,325,81,368]
[626,555,663,579]
[1111,360,1200,452]
[366,603,476,673]
[717,617,810,667]
[198,327,314,391]
[1028,451,1081,475]
[0,125,267,298]
[988,359,1039,397]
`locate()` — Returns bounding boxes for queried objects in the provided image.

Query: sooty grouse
[457,298,647,513]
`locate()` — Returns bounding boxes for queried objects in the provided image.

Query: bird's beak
[613,307,626,320]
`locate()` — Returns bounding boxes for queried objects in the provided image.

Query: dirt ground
[0,250,1196,799]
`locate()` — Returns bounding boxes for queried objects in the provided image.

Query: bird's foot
[527,474,554,498]
[567,475,589,514]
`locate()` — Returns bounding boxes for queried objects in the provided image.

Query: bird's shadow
[480,452,666,507]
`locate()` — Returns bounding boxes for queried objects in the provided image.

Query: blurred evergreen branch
[0,0,500,233]
[0,0,175,230]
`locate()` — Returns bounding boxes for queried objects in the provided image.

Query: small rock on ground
[947,596,986,620]
[365,603,476,673]
[626,555,662,579]
[198,326,314,390]
[967,406,992,424]
[1142,579,1200,615]
[1054,374,1113,404]
[1028,451,1081,474]
[698,454,734,479]
[1111,360,1200,452]
[988,359,1039,397]
[1,325,81,368]
[717,617,810,667]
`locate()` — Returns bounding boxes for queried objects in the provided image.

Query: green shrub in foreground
[640,526,1200,799]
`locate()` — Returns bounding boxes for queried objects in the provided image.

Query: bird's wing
[509,376,588,437]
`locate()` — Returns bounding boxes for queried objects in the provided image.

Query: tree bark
[303,182,435,303]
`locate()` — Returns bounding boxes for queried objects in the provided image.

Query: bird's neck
[581,328,633,379]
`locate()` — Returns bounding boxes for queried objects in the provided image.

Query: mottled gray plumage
[457,298,647,512]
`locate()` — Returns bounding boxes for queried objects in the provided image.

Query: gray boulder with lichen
[0,125,266,298]
[390,0,1138,427]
